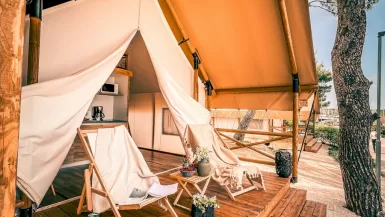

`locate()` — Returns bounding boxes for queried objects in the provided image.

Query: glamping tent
[16,0,317,208]
[18,0,210,205]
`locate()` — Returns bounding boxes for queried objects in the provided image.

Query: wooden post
[0,0,27,216]
[204,81,213,111]
[22,0,42,215]
[27,0,42,85]
[292,75,299,183]
[193,69,198,101]
[237,109,241,125]
[279,0,299,183]
[312,110,316,135]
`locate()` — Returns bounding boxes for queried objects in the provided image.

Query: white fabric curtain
[18,0,210,205]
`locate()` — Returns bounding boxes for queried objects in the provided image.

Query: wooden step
[304,136,314,144]
[304,139,317,151]
[309,142,322,153]
[268,188,307,217]
[299,200,327,217]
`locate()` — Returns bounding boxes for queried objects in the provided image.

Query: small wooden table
[169,171,212,211]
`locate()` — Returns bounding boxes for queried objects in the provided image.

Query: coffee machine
[92,106,105,121]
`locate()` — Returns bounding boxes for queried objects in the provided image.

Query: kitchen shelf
[97,92,123,96]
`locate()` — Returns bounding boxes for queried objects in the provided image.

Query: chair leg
[50,184,56,196]
[77,184,87,215]
[162,197,178,217]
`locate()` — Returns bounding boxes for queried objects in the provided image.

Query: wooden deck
[34,149,326,217]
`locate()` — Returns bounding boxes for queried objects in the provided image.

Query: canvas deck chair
[184,124,266,201]
[76,127,178,217]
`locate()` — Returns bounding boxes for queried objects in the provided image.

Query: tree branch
[309,4,337,15]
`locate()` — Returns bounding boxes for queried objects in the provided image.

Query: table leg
[173,181,187,206]
[201,177,211,195]
[177,179,193,197]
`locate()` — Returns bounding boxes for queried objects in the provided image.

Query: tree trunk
[0,0,26,216]
[332,1,382,216]
[233,110,256,141]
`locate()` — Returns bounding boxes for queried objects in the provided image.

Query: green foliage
[328,145,339,161]
[314,124,339,147]
[316,61,333,108]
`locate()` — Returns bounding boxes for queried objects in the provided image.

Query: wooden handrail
[216,128,292,137]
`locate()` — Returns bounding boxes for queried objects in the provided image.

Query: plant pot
[275,149,292,178]
[197,159,211,177]
[180,169,197,177]
[191,205,215,217]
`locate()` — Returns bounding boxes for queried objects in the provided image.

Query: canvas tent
[18,0,210,205]
[160,0,318,113]
[16,0,318,207]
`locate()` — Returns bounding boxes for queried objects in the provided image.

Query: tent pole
[193,69,198,101]
[27,0,42,85]
[163,0,215,96]
[22,0,43,215]
[279,0,300,183]
[0,0,26,216]
[292,75,300,183]
[376,31,384,185]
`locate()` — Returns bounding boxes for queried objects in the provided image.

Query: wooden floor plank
[33,149,314,217]
[299,200,316,217]
[269,188,296,217]
[281,189,307,217]
[312,202,327,217]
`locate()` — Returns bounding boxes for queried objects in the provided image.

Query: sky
[309,1,385,109]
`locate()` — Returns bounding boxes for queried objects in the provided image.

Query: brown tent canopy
[159,0,318,112]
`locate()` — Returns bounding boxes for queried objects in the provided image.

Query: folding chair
[76,127,178,217]
[184,124,266,201]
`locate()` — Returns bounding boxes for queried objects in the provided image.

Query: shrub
[314,124,339,147]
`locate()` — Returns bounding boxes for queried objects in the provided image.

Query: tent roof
[161,0,318,112]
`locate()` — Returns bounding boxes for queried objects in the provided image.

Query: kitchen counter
[81,119,126,125]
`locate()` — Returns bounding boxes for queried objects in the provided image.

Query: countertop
[81,119,126,125]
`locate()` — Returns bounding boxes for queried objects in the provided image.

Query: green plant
[192,194,220,213]
[314,124,339,147]
[328,146,339,161]
[194,147,210,161]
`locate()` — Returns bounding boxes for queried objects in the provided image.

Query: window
[162,108,178,136]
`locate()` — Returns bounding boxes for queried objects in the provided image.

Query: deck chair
[76,126,178,217]
[184,124,266,201]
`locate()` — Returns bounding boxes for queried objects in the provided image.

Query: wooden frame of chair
[213,129,266,200]
[76,128,178,217]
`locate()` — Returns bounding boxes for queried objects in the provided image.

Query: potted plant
[179,158,197,177]
[191,194,219,217]
[194,147,211,177]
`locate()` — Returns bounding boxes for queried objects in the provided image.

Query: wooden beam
[215,84,318,95]
[193,69,198,101]
[216,128,293,138]
[27,16,41,84]
[163,0,216,96]
[292,76,300,183]
[113,68,133,77]
[278,0,298,74]
[218,133,275,160]
[229,136,289,150]
[0,0,26,216]
[238,157,275,166]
